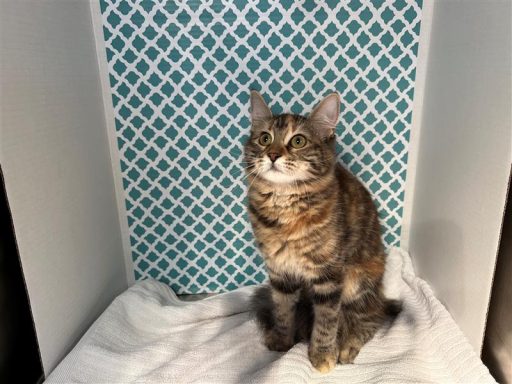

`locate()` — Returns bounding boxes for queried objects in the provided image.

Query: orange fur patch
[283,198,334,237]
[361,258,385,279]
[342,258,384,300]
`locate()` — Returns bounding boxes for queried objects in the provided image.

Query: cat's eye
[290,135,307,149]
[258,132,273,146]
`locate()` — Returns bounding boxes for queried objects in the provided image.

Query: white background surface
[0,0,128,375]
[407,0,512,351]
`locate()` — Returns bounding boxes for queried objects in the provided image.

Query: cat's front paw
[308,347,337,373]
[338,338,363,364]
[264,329,294,352]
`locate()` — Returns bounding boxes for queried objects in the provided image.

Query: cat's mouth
[267,162,284,174]
[261,162,299,183]
[259,158,304,183]
[267,167,282,175]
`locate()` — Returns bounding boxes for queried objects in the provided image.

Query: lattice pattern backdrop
[99,0,423,293]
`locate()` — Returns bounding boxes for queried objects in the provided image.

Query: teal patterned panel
[99,0,423,293]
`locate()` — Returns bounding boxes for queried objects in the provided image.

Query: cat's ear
[250,90,272,122]
[309,93,340,138]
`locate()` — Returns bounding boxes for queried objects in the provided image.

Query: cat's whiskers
[229,165,252,178]
[247,168,263,191]
[228,156,259,178]
[235,165,259,182]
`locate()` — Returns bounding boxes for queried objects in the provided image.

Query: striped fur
[245,92,401,373]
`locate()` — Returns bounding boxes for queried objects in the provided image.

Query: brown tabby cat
[244,91,400,373]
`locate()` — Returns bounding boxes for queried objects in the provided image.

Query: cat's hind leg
[251,282,300,352]
[337,312,381,364]
[337,291,396,364]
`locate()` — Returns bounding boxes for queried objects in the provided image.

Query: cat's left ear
[250,90,272,123]
[309,93,340,138]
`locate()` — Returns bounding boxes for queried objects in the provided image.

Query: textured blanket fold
[48,248,494,383]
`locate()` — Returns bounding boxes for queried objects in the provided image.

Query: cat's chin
[261,169,302,184]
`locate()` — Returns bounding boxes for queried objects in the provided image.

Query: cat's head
[244,91,340,184]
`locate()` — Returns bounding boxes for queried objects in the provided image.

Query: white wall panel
[0,0,128,374]
[408,0,511,351]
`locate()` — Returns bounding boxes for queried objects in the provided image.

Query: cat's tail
[384,299,402,318]
[382,298,403,332]
[251,285,275,331]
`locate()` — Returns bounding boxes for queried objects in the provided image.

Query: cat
[244,91,401,373]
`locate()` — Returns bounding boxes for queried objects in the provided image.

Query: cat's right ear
[309,93,340,138]
[250,91,272,123]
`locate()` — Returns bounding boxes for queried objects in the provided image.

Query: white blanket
[48,248,494,383]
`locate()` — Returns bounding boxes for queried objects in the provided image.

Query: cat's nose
[268,152,281,162]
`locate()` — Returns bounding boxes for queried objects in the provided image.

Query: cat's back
[334,162,384,259]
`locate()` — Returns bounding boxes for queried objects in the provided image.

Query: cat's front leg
[308,282,342,373]
[264,278,300,352]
